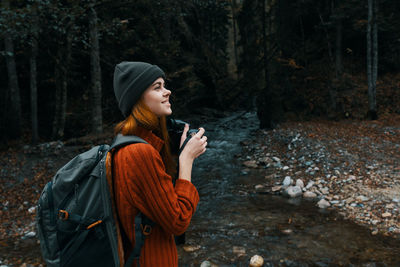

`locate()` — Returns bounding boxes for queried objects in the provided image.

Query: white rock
[271,186,282,192]
[200,261,212,267]
[382,212,392,218]
[28,206,36,214]
[24,231,36,238]
[249,255,264,267]
[295,179,304,188]
[182,244,201,252]
[255,184,265,190]
[283,176,292,186]
[305,181,314,189]
[272,157,281,162]
[317,199,331,209]
[320,187,329,195]
[303,191,317,198]
[348,175,356,180]
[282,166,290,171]
[284,186,302,198]
[356,195,369,202]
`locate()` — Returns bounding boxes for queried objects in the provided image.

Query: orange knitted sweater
[109,127,199,267]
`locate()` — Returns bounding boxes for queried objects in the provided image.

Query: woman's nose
[164,88,171,96]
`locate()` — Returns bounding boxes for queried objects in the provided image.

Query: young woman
[107,61,207,266]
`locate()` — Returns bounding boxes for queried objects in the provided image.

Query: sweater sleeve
[116,143,199,236]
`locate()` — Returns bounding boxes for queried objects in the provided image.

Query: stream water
[178,111,400,266]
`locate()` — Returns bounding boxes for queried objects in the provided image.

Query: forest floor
[0,115,399,266]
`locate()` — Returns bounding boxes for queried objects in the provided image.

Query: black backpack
[36,134,153,267]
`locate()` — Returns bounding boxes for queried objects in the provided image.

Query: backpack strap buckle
[141,224,152,236]
[58,210,69,221]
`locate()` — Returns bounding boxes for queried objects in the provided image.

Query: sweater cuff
[175,179,200,208]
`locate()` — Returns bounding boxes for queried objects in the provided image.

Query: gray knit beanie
[113,61,165,117]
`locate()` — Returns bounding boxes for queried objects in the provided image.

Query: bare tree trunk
[335,13,343,79]
[30,2,39,143]
[367,0,378,119]
[2,0,22,138]
[226,0,239,80]
[52,32,72,139]
[89,5,103,134]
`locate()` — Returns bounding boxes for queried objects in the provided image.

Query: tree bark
[226,0,239,80]
[52,32,72,139]
[30,2,39,143]
[367,0,378,119]
[2,0,22,138]
[89,5,103,134]
[335,12,343,79]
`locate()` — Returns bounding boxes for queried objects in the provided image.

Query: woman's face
[142,77,172,117]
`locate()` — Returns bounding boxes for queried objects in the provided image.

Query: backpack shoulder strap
[109,134,154,267]
[110,134,147,151]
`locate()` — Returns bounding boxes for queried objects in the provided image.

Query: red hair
[114,99,176,177]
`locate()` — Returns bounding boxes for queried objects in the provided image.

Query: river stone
[283,176,292,187]
[284,186,302,198]
[317,199,331,209]
[356,195,369,202]
[283,166,290,171]
[296,179,304,188]
[382,212,392,218]
[305,180,314,189]
[243,160,258,168]
[320,187,329,195]
[182,244,201,252]
[272,156,281,162]
[249,255,264,267]
[272,186,282,192]
[200,261,212,267]
[233,246,246,256]
[303,191,317,198]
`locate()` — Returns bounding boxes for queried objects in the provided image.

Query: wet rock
[249,255,264,267]
[271,186,281,192]
[255,184,265,190]
[317,199,331,209]
[282,166,290,171]
[232,246,246,256]
[243,160,258,168]
[303,191,317,198]
[284,186,302,198]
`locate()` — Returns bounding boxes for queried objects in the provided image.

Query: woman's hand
[178,124,207,182]
[179,124,207,162]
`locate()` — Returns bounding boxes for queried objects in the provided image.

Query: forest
[1,0,400,266]
[1,0,399,144]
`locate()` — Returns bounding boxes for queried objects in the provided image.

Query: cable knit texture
[111,127,199,267]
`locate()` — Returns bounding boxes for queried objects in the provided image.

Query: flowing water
[178,111,400,266]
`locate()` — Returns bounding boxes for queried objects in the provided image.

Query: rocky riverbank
[239,116,400,238]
